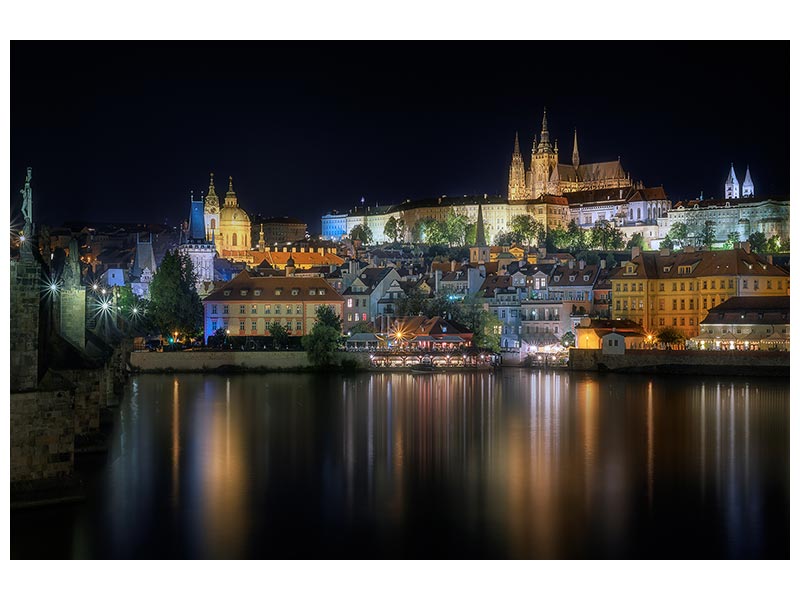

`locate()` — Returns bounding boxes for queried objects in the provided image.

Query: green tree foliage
[267,321,291,350]
[395,287,429,317]
[725,231,741,249]
[349,224,373,245]
[347,321,377,334]
[314,304,342,333]
[509,214,544,247]
[700,221,716,247]
[464,222,477,246]
[603,253,617,269]
[474,310,502,353]
[656,326,685,346]
[383,216,399,243]
[765,235,783,254]
[444,209,469,246]
[589,219,625,251]
[660,234,674,250]
[561,331,576,348]
[747,231,767,253]
[566,220,588,253]
[207,327,228,349]
[493,230,520,246]
[668,222,688,247]
[149,250,203,338]
[302,323,341,366]
[546,225,569,252]
[626,232,646,250]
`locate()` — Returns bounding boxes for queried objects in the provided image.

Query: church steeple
[538,107,551,149]
[742,165,755,198]
[205,172,219,209]
[224,176,238,207]
[572,129,580,168]
[475,203,487,247]
[725,163,740,199]
[513,131,521,155]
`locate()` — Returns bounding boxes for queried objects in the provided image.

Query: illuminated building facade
[609,245,790,339]
[201,271,344,341]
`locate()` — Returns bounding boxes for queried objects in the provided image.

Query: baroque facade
[204,173,251,258]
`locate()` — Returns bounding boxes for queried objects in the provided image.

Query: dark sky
[11,41,789,233]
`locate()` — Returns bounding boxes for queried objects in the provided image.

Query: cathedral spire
[572,128,580,168]
[513,131,521,155]
[539,107,550,147]
[205,172,219,208]
[475,203,487,247]
[742,165,754,198]
[725,163,740,199]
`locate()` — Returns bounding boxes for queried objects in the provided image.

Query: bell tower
[204,172,219,242]
[507,132,528,203]
[529,108,559,198]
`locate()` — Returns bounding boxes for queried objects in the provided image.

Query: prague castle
[508,109,632,201]
[322,109,668,245]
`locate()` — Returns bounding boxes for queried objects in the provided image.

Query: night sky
[11,42,789,234]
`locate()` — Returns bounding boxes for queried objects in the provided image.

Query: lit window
[239,321,245,331]
[347,298,353,307]
[240,305,246,314]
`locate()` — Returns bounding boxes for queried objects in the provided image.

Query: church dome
[219,205,250,224]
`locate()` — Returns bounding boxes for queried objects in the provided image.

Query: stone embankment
[129,350,372,372]
[568,348,789,377]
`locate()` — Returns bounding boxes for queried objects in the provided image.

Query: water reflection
[10,371,789,559]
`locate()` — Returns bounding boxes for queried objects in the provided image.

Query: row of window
[616,296,725,312]
[346,313,369,322]
[211,304,306,315]
[615,278,784,293]
[209,319,304,333]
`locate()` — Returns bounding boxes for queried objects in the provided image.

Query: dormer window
[663,266,671,273]
[291,288,299,296]
[223,290,231,296]
[583,275,589,281]
[309,289,316,296]
[254,290,262,296]
[240,290,248,296]
[319,289,325,296]
[275,288,282,296]
[569,275,575,282]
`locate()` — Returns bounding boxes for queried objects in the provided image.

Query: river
[11,370,789,559]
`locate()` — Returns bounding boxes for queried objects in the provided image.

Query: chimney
[451,259,458,272]
[631,246,641,259]
[742,241,751,254]
[568,259,575,269]
[600,258,607,269]
[578,259,586,270]
[683,245,695,253]
[659,248,671,257]
[434,269,442,293]
[767,255,773,265]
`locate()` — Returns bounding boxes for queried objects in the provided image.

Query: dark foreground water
[11,371,789,559]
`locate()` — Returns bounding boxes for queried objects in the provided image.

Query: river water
[11,371,789,559]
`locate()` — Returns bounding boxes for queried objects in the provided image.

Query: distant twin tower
[725,164,755,200]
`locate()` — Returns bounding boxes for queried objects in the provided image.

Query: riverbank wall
[568,348,790,377]
[129,350,372,372]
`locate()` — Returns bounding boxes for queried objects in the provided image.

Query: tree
[589,219,624,251]
[765,235,783,254]
[660,234,674,250]
[561,331,575,348]
[748,231,767,254]
[383,216,399,243]
[474,311,502,353]
[603,253,617,269]
[396,287,428,317]
[347,321,377,334]
[464,222,477,246]
[509,214,543,247]
[626,232,646,251]
[149,250,203,338]
[668,222,688,247]
[656,326,685,347]
[396,218,406,242]
[566,220,588,253]
[207,327,228,349]
[268,321,291,350]
[493,230,521,246]
[444,209,469,247]
[302,322,341,366]
[546,225,569,252]
[350,224,373,245]
[699,221,716,247]
[725,231,741,249]
[314,304,342,333]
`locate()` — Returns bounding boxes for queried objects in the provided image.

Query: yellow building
[610,245,790,339]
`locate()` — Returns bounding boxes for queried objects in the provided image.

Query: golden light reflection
[172,378,180,508]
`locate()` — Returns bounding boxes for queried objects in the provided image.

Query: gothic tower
[204,172,220,242]
[572,129,580,168]
[742,165,755,198]
[507,132,528,203]
[181,191,216,294]
[725,164,740,199]
[528,108,559,199]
